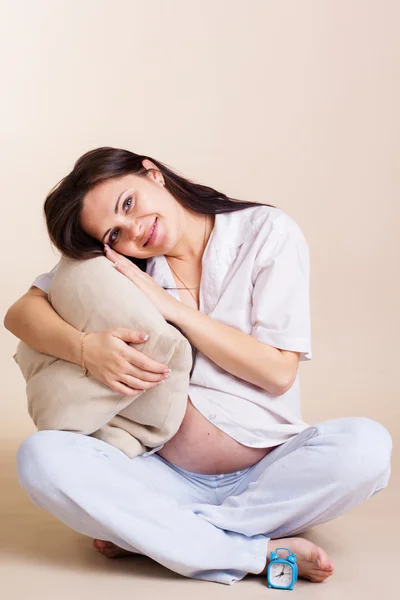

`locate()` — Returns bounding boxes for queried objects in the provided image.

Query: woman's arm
[169,303,299,395]
[4,287,171,395]
[4,287,81,364]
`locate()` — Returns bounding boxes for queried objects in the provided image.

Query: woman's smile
[143,217,158,247]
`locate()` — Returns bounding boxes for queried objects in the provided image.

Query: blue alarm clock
[267,547,298,590]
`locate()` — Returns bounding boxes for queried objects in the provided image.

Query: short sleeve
[250,214,312,361]
[31,262,60,294]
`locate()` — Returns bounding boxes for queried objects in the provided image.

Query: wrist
[68,329,86,366]
[80,332,92,375]
[170,301,194,328]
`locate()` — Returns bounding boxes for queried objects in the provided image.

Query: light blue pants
[16,417,392,585]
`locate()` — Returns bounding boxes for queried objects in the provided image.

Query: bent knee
[333,417,392,486]
[17,430,79,493]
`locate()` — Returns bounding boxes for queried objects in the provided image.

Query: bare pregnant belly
[157,396,274,474]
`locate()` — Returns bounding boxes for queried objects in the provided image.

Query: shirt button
[208,413,216,420]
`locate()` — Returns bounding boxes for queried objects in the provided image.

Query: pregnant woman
[5,147,392,585]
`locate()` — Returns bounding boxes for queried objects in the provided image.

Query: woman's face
[80,160,184,258]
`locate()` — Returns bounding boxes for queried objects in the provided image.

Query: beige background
[0,1,399,598]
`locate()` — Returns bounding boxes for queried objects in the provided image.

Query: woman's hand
[84,329,171,396]
[104,245,181,323]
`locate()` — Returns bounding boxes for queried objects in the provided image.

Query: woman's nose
[129,222,143,243]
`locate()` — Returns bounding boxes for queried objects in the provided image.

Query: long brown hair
[44,146,275,271]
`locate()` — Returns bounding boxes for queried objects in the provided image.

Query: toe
[101,542,120,557]
[309,575,328,583]
[322,560,335,572]
[92,540,120,557]
[315,546,332,570]
[93,539,106,550]
[310,566,333,577]
[308,569,332,583]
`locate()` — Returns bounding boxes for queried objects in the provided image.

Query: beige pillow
[14,256,192,458]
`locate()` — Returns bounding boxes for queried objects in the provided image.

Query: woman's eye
[123,196,132,212]
[110,229,119,244]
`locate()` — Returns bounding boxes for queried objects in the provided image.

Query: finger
[120,374,166,390]
[127,363,168,382]
[104,245,131,269]
[111,381,143,397]
[112,329,170,374]
[124,346,171,374]
[113,261,131,275]
[112,328,150,345]
[105,253,117,265]
[104,244,123,260]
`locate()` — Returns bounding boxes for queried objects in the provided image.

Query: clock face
[269,562,293,587]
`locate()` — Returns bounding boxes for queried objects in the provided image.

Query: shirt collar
[210,209,255,264]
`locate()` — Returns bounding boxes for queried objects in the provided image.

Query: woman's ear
[142,159,165,186]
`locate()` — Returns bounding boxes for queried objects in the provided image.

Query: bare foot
[92,539,138,559]
[260,537,335,583]
[93,534,335,583]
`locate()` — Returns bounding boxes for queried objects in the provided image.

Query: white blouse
[32,205,312,449]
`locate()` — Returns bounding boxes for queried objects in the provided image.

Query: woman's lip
[145,218,158,247]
